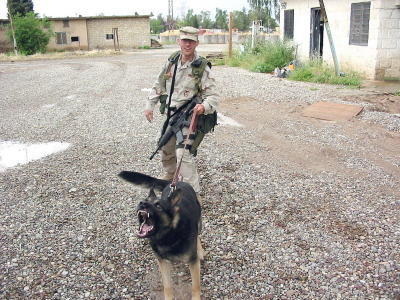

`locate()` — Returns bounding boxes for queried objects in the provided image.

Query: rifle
[149,97,198,160]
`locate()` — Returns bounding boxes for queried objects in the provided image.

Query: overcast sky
[0,0,250,19]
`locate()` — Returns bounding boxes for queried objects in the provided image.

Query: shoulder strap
[191,56,212,93]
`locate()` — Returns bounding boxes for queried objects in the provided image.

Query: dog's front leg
[189,258,201,300]
[157,258,173,300]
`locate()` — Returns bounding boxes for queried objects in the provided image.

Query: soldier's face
[178,39,199,57]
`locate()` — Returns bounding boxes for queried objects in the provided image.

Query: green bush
[8,12,52,55]
[288,60,362,87]
[226,39,296,73]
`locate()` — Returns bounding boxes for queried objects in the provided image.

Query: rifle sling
[161,55,179,136]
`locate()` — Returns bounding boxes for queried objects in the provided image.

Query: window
[63,20,69,27]
[56,32,67,45]
[349,2,370,46]
[71,36,79,42]
[284,9,294,40]
[106,34,114,40]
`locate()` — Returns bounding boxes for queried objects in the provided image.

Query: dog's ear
[147,188,157,201]
[170,189,183,207]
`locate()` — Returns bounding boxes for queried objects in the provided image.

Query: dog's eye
[155,202,162,209]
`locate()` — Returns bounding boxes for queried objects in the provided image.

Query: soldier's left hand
[194,104,205,115]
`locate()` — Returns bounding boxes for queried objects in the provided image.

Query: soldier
[145,26,219,202]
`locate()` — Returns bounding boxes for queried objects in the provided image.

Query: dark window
[71,36,79,42]
[106,34,114,40]
[56,32,67,45]
[284,9,294,39]
[63,20,69,27]
[349,2,370,46]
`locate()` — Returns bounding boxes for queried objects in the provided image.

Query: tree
[150,14,166,34]
[247,0,280,22]
[7,12,52,55]
[7,0,34,17]
[214,8,228,30]
[181,9,200,28]
[198,11,213,29]
[232,8,251,31]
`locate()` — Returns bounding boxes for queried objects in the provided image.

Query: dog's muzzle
[137,209,155,238]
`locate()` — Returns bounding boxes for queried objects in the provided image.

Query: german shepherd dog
[118,171,204,300]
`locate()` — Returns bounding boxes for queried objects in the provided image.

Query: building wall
[281,0,400,80]
[0,22,12,52]
[86,17,150,50]
[47,19,89,50]
[375,0,400,79]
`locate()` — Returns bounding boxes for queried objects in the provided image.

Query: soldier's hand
[144,110,154,122]
[194,104,205,115]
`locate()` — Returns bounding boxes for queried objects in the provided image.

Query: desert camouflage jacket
[146,51,219,115]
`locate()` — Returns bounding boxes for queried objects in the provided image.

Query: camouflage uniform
[146,28,219,193]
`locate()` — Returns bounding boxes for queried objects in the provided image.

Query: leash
[170,110,199,191]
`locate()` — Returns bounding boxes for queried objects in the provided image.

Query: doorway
[310,8,324,58]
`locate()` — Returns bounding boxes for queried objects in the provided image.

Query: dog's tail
[118,171,169,191]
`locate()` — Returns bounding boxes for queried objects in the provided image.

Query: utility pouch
[189,111,218,156]
[159,94,168,114]
[197,111,218,134]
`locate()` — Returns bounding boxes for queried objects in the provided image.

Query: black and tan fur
[118,171,204,300]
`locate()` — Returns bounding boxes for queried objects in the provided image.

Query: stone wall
[159,32,279,45]
[87,17,150,50]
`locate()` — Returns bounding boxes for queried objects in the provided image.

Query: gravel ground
[0,45,399,299]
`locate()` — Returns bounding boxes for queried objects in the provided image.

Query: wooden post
[319,0,340,76]
[229,12,233,58]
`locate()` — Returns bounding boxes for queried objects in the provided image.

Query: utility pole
[167,0,174,31]
[7,1,18,55]
[319,0,340,76]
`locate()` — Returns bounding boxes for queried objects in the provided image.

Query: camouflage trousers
[160,126,200,193]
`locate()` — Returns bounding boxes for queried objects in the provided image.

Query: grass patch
[226,39,296,73]
[394,90,400,96]
[138,45,151,49]
[288,60,362,87]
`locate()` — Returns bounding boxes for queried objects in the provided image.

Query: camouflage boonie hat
[179,26,199,41]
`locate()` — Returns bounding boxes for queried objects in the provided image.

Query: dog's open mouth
[137,209,155,238]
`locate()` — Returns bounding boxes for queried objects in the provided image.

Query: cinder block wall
[87,17,150,50]
[375,0,400,80]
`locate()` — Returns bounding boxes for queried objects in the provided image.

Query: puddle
[218,113,244,127]
[0,141,71,172]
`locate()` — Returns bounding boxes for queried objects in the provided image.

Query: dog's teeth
[147,212,150,218]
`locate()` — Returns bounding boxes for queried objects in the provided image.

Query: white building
[280,0,400,80]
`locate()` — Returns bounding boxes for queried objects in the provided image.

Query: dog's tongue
[138,223,153,237]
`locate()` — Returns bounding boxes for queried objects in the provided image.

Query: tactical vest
[159,50,211,114]
[160,51,217,156]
